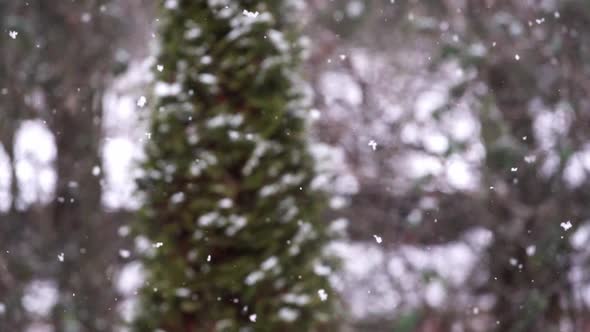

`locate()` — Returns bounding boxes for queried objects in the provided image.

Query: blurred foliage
[307,0,590,331]
[134,1,338,331]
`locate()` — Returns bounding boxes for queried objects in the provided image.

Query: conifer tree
[134,1,337,331]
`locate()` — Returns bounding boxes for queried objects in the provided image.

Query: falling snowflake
[156,65,164,72]
[207,254,211,262]
[92,165,101,176]
[118,226,130,237]
[526,245,536,256]
[317,289,328,301]
[164,0,178,9]
[81,13,92,23]
[8,30,18,39]
[524,155,536,163]
[137,96,147,108]
[560,220,573,231]
[119,249,131,258]
[515,54,520,61]
[368,140,378,151]
[57,253,64,262]
[249,314,257,322]
[243,10,259,18]
[510,167,518,172]
[373,234,382,244]
[153,242,163,248]
[310,109,321,120]
[175,288,190,297]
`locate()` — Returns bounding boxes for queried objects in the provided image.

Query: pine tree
[134,1,337,331]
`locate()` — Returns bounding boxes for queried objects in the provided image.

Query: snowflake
[119,249,131,258]
[318,289,328,301]
[8,30,18,39]
[368,140,378,151]
[164,0,178,9]
[373,234,382,244]
[57,253,64,262]
[526,245,536,256]
[560,220,573,231]
[137,96,147,108]
[249,314,257,322]
[524,155,536,163]
[92,165,101,176]
[243,10,260,18]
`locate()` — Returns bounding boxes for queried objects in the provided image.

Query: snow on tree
[134,1,337,331]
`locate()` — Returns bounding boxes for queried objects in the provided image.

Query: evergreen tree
[134,1,337,331]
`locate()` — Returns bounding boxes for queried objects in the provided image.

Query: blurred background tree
[0,1,149,331]
[306,0,590,331]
